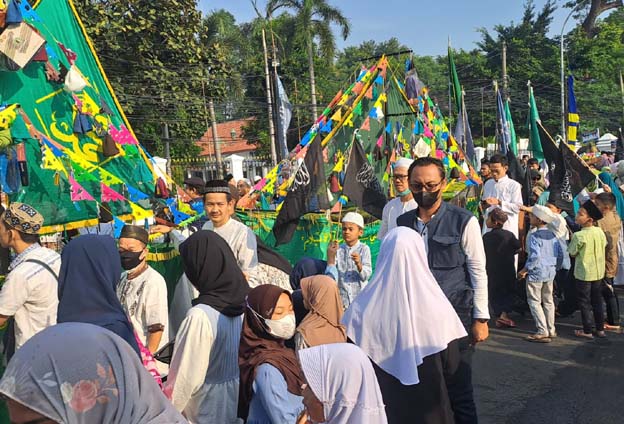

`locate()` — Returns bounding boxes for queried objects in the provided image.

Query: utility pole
[294,79,301,141]
[208,98,223,179]
[201,78,215,179]
[480,87,485,140]
[502,41,508,97]
[162,122,171,178]
[262,28,278,166]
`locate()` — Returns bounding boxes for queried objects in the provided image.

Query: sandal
[593,330,607,338]
[604,324,621,332]
[525,334,552,343]
[496,317,516,328]
[574,330,594,339]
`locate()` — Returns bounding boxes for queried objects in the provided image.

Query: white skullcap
[253,175,262,183]
[531,205,556,224]
[393,157,414,170]
[342,212,364,229]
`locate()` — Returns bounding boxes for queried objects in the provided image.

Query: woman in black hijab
[164,230,249,423]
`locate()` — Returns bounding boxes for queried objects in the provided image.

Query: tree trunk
[306,32,318,122]
[582,0,623,37]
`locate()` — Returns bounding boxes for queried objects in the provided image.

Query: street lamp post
[560,9,575,144]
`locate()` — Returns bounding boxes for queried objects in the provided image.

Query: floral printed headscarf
[0,323,185,424]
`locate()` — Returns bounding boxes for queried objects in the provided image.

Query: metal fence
[171,155,272,184]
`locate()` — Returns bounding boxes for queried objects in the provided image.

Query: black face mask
[119,251,143,271]
[414,189,441,208]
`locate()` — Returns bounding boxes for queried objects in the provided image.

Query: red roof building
[196,117,257,157]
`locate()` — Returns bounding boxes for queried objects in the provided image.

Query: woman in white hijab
[0,322,185,424]
[297,343,387,424]
[342,227,467,424]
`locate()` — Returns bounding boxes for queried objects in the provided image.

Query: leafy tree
[567,8,624,130]
[565,0,623,37]
[73,0,230,158]
[477,0,561,136]
[267,0,350,121]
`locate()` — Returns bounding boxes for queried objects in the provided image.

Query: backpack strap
[23,258,59,281]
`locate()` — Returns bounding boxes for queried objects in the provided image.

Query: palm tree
[266,0,350,121]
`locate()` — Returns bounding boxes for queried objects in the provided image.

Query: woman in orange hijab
[294,275,347,350]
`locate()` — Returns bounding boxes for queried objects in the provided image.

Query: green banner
[0,0,157,232]
[237,211,382,266]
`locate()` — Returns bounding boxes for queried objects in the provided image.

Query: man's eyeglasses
[409,179,443,192]
[392,174,409,181]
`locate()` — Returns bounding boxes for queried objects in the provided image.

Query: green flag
[448,45,462,115]
[528,86,544,161]
[505,98,518,155]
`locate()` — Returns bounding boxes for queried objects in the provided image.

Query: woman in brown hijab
[238,284,305,423]
[294,275,347,350]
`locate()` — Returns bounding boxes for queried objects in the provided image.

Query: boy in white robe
[116,225,169,374]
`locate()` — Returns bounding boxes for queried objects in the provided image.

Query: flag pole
[332,131,359,241]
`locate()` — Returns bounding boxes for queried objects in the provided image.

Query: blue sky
[198,0,577,56]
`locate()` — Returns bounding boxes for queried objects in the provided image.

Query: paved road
[473,288,624,424]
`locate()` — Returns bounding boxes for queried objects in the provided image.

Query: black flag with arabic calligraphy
[542,126,594,212]
[272,137,328,246]
[342,140,387,219]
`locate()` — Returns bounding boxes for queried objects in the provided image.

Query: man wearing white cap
[377,157,418,240]
[326,212,372,308]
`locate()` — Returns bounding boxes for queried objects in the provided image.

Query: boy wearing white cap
[326,212,372,308]
[377,157,418,240]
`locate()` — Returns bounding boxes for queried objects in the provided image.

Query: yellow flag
[42,147,68,176]
[129,202,153,221]
[98,168,123,186]
[331,108,343,122]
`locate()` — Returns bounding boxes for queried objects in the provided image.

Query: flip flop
[525,334,552,343]
[593,331,607,338]
[496,317,516,328]
[574,330,594,339]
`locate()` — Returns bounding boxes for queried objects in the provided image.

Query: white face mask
[265,314,296,339]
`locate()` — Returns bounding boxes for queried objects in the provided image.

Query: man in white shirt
[0,203,60,358]
[152,180,259,334]
[116,225,169,373]
[152,180,258,282]
[377,157,417,240]
[482,153,523,239]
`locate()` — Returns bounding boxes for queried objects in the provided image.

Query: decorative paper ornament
[330,108,342,122]
[113,217,125,239]
[42,147,67,176]
[352,82,364,95]
[360,117,370,132]
[129,202,152,221]
[126,184,149,202]
[69,175,95,201]
[352,102,362,117]
[100,183,125,202]
[98,168,123,186]
[343,113,354,127]
[109,124,137,145]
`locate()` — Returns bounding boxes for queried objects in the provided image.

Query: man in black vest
[397,157,489,424]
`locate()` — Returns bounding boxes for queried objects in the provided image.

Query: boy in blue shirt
[518,208,563,343]
[326,212,372,309]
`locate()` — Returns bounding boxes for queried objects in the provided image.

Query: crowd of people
[0,151,621,423]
